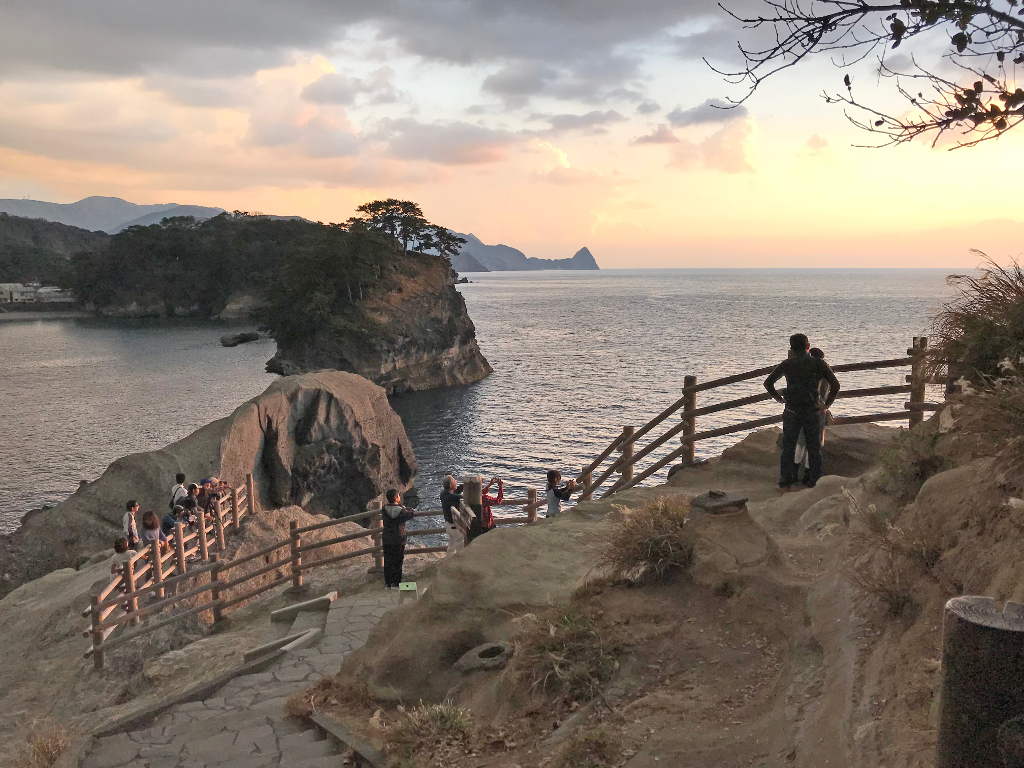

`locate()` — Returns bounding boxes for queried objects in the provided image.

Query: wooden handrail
[606,413,787,497]
[217,557,292,592]
[296,544,382,572]
[577,432,626,479]
[218,539,292,572]
[91,599,220,655]
[94,560,218,610]
[294,525,381,555]
[292,509,381,534]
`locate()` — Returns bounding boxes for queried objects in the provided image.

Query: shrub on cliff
[929,255,1024,382]
[597,496,694,583]
[876,427,951,503]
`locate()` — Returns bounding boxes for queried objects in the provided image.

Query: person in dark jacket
[765,333,841,489]
[440,475,465,556]
[382,488,416,589]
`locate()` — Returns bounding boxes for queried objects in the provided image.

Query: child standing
[545,470,577,517]
[382,488,415,589]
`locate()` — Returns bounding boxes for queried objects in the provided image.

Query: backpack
[169,485,185,510]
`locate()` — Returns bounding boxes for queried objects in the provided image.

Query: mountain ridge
[0,196,225,234]
[455,233,599,271]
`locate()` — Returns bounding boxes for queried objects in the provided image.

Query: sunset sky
[0,0,1021,268]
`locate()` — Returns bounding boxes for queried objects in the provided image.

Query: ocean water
[0,269,957,532]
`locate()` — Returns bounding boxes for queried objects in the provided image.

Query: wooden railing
[574,337,944,500]
[85,484,542,669]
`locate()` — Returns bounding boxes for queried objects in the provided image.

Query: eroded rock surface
[1,372,416,593]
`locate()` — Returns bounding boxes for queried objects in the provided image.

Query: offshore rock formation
[266,251,492,394]
[0,371,416,595]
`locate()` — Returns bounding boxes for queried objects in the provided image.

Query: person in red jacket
[467,476,503,544]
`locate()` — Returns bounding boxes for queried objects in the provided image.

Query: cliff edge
[266,250,492,394]
[0,371,416,595]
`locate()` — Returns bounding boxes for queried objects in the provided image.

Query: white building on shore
[0,282,75,304]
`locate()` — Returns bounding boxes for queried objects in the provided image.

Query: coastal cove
[0,268,958,532]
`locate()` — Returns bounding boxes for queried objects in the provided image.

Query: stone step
[289,609,328,635]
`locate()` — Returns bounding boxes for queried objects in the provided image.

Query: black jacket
[765,354,840,413]
[440,485,463,525]
[382,504,415,545]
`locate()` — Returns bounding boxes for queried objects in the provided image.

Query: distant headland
[450,233,599,272]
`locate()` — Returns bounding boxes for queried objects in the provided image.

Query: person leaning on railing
[440,475,466,556]
[467,476,502,543]
[764,333,840,490]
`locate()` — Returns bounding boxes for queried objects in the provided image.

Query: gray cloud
[636,100,661,115]
[0,1,713,104]
[533,110,627,135]
[667,98,748,127]
[301,68,398,105]
[375,118,518,165]
[482,61,558,107]
[632,124,679,144]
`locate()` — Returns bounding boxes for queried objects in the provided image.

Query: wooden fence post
[198,512,209,562]
[682,375,697,465]
[210,554,223,623]
[527,488,538,523]
[910,337,928,429]
[151,539,165,599]
[247,473,256,514]
[231,487,241,531]
[214,498,226,551]
[90,596,104,670]
[619,426,635,487]
[172,521,185,576]
[125,556,139,626]
[937,596,1024,768]
[245,473,256,514]
[580,470,593,501]
[289,520,303,590]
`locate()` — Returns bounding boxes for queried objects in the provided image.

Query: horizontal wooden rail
[607,413,787,497]
[406,546,448,555]
[91,600,220,655]
[831,356,912,373]
[493,515,531,525]
[294,525,381,555]
[218,539,292,572]
[405,527,447,538]
[217,557,292,592]
[90,577,217,632]
[95,560,218,610]
[292,509,380,535]
[578,432,626,479]
[830,411,914,425]
[296,544,382,572]
[220,575,292,610]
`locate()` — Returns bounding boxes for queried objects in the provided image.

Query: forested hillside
[0,213,109,284]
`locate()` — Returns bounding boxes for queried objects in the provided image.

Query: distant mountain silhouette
[455,233,599,271]
[109,204,226,232]
[0,196,224,233]
[448,249,490,273]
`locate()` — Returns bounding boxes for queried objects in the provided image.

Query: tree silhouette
[721,0,1024,147]
[347,199,466,259]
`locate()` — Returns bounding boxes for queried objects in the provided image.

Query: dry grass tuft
[12,725,71,768]
[385,700,473,760]
[928,255,1024,382]
[507,609,621,706]
[551,726,623,768]
[285,675,373,719]
[844,489,943,616]
[597,496,694,584]
[876,428,951,503]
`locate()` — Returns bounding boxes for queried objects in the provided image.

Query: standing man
[440,475,465,556]
[764,333,840,489]
[123,499,140,550]
[382,488,415,589]
[170,473,188,509]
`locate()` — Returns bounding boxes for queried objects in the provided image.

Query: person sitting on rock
[382,488,416,589]
[545,470,577,517]
[467,476,503,543]
[122,500,140,550]
[440,475,466,557]
[140,510,169,553]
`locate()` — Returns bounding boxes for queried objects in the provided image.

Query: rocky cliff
[0,371,416,595]
[266,251,492,394]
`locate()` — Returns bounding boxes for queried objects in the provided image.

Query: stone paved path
[83,591,403,768]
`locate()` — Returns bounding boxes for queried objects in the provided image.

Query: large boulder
[1,371,416,593]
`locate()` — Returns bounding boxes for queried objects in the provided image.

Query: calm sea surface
[0,269,957,533]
